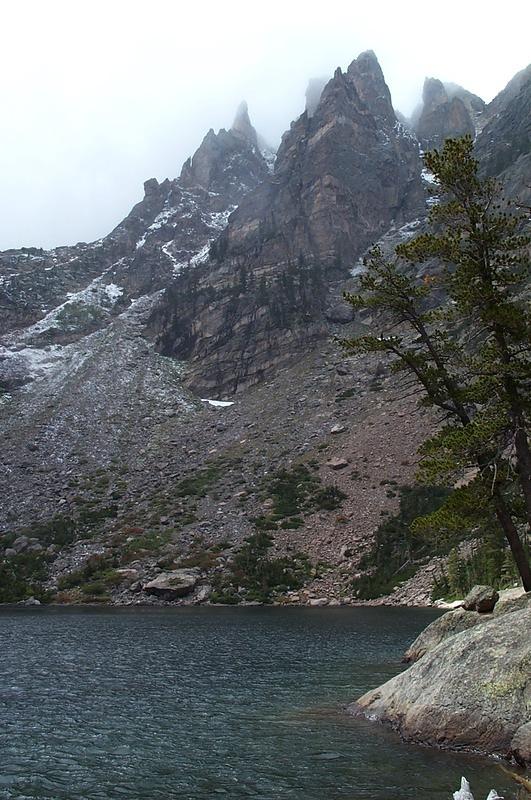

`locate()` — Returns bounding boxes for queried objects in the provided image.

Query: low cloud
[1,0,529,248]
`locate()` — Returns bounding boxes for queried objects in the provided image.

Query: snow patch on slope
[201,399,235,407]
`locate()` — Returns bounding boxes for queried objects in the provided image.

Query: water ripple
[0,606,511,800]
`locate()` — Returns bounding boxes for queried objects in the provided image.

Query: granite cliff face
[475,64,531,205]
[152,51,424,395]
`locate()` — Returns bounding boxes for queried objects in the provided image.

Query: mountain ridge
[0,53,529,607]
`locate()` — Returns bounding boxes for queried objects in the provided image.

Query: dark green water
[0,606,512,800]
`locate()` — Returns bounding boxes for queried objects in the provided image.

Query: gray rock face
[462,585,499,613]
[403,607,485,663]
[405,593,530,662]
[143,569,200,599]
[179,125,266,195]
[444,82,486,117]
[414,78,476,150]
[153,50,424,395]
[475,64,531,206]
[511,721,531,767]
[350,605,531,766]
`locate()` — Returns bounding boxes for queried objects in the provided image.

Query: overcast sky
[1,0,530,250]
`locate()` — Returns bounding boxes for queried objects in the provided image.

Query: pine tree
[341,137,531,590]
[446,548,467,596]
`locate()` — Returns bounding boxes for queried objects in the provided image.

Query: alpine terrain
[1,52,530,609]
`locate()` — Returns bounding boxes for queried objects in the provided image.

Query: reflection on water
[0,605,513,799]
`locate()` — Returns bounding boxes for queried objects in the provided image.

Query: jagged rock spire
[230,100,258,148]
[345,50,395,124]
[308,51,396,126]
[422,77,448,112]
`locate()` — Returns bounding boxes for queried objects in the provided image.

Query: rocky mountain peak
[178,118,266,196]
[414,77,475,150]
[230,100,258,148]
[444,82,485,115]
[422,77,448,112]
[345,50,395,125]
[305,51,395,135]
[154,50,425,395]
[143,177,160,196]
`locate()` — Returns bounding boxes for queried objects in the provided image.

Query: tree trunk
[493,489,531,591]
[512,413,531,531]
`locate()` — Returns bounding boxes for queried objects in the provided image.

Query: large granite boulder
[350,606,531,766]
[403,607,484,663]
[405,592,530,663]
[143,569,200,600]
[462,585,499,613]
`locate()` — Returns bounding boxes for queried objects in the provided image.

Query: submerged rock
[350,604,531,766]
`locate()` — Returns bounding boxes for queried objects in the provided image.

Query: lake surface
[0,606,512,800]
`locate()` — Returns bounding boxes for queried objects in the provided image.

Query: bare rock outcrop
[350,604,531,766]
[403,607,484,663]
[404,591,530,663]
[462,585,499,613]
[474,63,531,206]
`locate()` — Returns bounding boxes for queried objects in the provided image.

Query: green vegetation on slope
[210,531,312,604]
[254,463,346,530]
[352,485,451,599]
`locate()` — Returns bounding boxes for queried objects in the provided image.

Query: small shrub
[57,554,120,591]
[211,531,311,604]
[175,458,232,498]
[312,486,347,511]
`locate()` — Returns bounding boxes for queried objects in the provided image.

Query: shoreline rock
[349,597,530,767]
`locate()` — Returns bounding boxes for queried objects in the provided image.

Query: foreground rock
[350,604,531,766]
[462,585,499,613]
[404,589,529,663]
[403,607,484,663]
[453,777,503,800]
